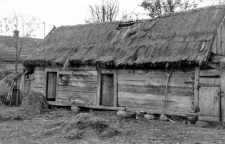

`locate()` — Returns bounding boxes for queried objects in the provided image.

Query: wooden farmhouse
[23,6,225,122]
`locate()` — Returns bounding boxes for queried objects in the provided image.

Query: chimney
[13,30,19,38]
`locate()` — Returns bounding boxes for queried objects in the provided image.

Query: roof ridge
[52,5,225,30]
[24,5,225,67]
[158,5,225,19]
[120,5,225,25]
[57,21,123,29]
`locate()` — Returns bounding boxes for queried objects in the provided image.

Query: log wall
[117,68,195,115]
[32,67,45,94]
[57,70,97,105]
[32,67,98,105]
[31,66,222,121]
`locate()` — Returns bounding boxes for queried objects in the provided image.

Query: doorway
[46,72,57,101]
[100,74,114,106]
[199,76,221,121]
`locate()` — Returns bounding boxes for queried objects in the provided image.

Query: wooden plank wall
[198,69,221,122]
[199,69,221,121]
[117,68,195,115]
[32,67,45,94]
[57,70,97,105]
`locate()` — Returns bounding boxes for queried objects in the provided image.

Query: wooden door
[199,77,221,121]
[46,72,57,101]
[100,74,114,106]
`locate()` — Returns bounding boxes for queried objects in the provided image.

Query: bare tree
[1,13,40,72]
[86,0,119,23]
[140,0,198,18]
[212,0,225,4]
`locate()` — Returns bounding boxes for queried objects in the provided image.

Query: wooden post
[113,70,118,108]
[16,80,18,107]
[194,67,200,107]
[220,58,225,122]
[97,70,102,106]
[220,68,225,122]
[20,73,25,92]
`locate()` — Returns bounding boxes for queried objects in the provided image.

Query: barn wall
[31,66,98,105]
[31,65,222,121]
[57,70,97,105]
[117,68,195,115]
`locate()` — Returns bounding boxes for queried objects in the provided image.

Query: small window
[25,74,31,80]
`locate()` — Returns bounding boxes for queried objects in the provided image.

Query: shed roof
[0,36,42,62]
[23,5,225,67]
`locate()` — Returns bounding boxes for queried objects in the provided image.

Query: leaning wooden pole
[220,62,225,123]
[162,67,174,114]
[16,80,18,107]
[219,58,225,123]
[194,67,200,110]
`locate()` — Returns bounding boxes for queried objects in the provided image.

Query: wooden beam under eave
[194,67,200,107]
[208,62,221,70]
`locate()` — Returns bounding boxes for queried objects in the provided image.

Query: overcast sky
[0,0,219,38]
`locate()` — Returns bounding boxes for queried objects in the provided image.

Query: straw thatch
[23,6,225,67]
[23,21,120,67]
[39,113,120,140]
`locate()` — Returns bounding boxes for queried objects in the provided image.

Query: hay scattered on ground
[0,114,12,122]
[49,108,73,117]
[40,113,120,140]
[0,106,27,122]
[65,129,84,140]
[0,109,225,144]
[0,90,49,121]
[99,127,120,138]
[22,91,49,115]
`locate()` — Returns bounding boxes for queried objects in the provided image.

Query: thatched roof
[23,6,225,67]
[23,22,120,66]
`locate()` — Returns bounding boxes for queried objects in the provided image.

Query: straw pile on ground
[22,91,49,115]
[40,113,120,140]
[0,91,48,122]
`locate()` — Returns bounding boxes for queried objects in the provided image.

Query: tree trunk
[15,37,18,73]
[15,58,18,73]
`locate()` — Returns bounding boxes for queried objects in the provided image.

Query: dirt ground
[0,106,225,144]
